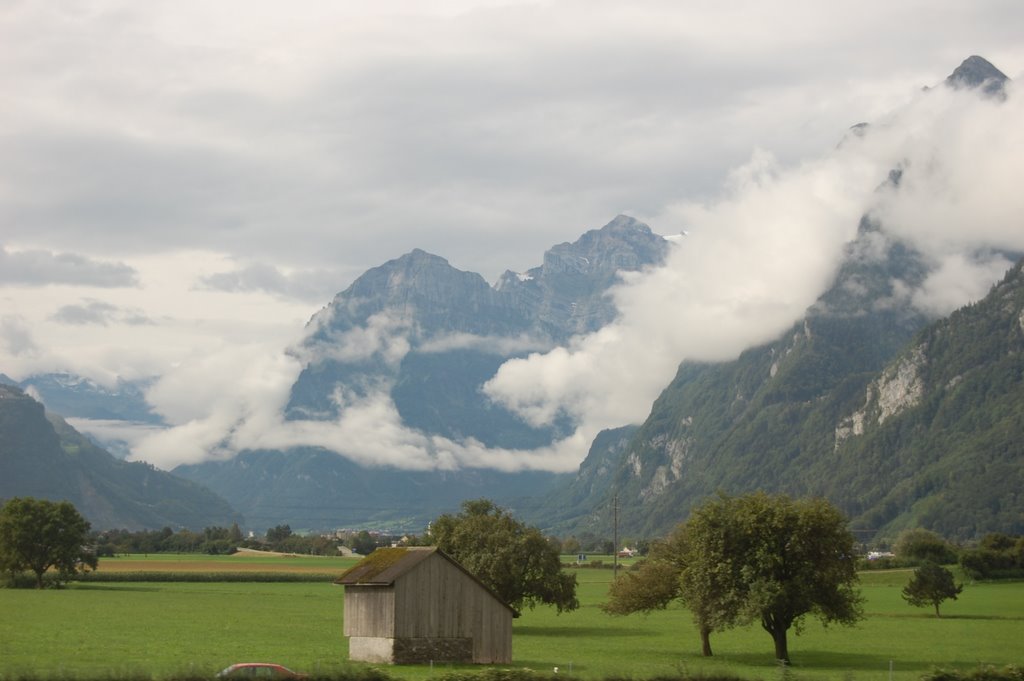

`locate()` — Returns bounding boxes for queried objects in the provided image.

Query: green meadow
[0,557,1022,681]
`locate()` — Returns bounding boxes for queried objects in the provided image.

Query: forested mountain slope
[548,256,1024,541]
[0,384,239,530]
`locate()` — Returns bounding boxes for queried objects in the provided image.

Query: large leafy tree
[0,497,96,588]
[603,493,863,664]
[902,562,963,617]
[430,499,578,613]
[735,494,863,662]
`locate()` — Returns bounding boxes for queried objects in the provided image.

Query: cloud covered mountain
[285,214,669,452]
[171,216,669,529]
[541,251,1024,542]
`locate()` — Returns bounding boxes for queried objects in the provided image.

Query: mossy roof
[334,546,517,615]
[335,546,437,585]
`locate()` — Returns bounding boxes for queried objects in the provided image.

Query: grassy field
[1,555,1022,681]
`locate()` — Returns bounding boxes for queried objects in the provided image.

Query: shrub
[921,665,1024,681]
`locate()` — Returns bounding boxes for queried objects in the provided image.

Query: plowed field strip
[99,559,343,573]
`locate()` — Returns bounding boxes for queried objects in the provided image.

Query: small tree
[602,557,680,613]
[430,498,578,613]
[562,536,581,556]
[902,562,962,617]
[350,530,377,556]
[0,497,96,588]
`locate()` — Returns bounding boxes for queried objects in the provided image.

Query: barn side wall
[392,554,512,664]
[343,585,395,637]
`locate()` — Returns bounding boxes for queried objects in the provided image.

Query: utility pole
[612,493,619,576]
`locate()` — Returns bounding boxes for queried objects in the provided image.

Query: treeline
[94,524,356,557]
[859,528,1024,580]
[959,532,1024,580]
[97,523,632,560]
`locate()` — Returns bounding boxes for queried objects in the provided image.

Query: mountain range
[2,56,1020,541]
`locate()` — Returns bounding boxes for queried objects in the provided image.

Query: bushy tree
[603,493,863,663]
[902,562,963,617]
[602,558,680,616]
[350,530,377,556]
[430,499,578,613]
[0,497,96,588]
[894,528,958,565]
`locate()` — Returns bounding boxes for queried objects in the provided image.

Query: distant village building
[336,546,514,664]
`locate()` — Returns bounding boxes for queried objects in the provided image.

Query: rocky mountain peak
[314,245,516,340]
[494,215,670,340]
[945,55,1008,97]
[541,215,665,277]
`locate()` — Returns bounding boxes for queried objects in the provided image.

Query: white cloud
[417,332,552,356]
[483,143,882,432]
[198,262,349,303]
[869,84,1024,309]
[293,311,413,367]
[910,253,1015,316]
[50,299,153,326]
[0,246,138,287]
[0,316,39,358]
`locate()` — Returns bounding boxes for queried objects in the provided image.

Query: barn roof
[336,546,437,585]
[335,546,518,615]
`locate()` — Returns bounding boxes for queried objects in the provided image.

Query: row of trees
[94,523,359,557]
[873,527,1024,579]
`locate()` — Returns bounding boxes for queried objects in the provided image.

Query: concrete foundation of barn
[349,637,473,664]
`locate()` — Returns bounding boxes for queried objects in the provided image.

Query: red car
[216,663,307,679]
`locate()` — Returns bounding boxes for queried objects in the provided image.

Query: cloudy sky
[2,1,1023,471]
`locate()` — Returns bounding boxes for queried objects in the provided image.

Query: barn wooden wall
[343,553,512,664]
[343,585,394,637]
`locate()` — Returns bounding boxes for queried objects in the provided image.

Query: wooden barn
[336,546,514,665]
